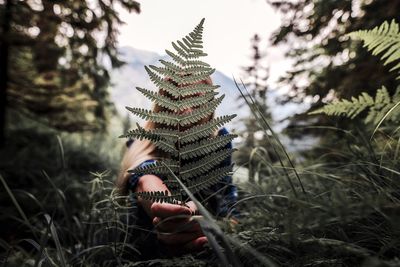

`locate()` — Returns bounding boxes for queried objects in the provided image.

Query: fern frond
[121,124,179,143]
[177,92,218,110]
[180,115,236,144]
[180,134,237,160]
[348,19,400,78]
[124,19,237,204]
[153,140,179,156]
[134,190,182,204]
[183,34,203,48]
[310,86,400,124]
[178,95,224,126]
[165,164,233,194]
[125,107,180,126]
[128,159,179,176]
[184,60,210,68]
[179,69,216,85]
[165,49,187,66]
[144,66,181,97]
[149,65,215,85]
[180,148,235,180]
[136,87,180,111]
[187,165,233,194]
[159,59,181,73]
[180,83,220,97]
[136,88,217,112]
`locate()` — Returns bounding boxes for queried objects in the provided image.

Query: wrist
[135,174,169,216]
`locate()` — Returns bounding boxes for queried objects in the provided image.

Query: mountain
[109,47,312,152]
[110,46,246,129]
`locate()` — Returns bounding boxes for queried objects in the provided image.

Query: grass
[1,106,400,266]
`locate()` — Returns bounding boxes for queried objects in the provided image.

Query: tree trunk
[0,0,12,148]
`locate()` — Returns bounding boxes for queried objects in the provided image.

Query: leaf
[181,148,234,180]
[123,19,237,203]
[181,134,237,160]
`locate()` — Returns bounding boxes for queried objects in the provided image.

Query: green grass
[1,107,400,266]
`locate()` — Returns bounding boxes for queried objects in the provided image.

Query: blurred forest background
[0,0,400,266]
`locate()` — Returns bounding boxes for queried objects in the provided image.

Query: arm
[135,174,207,253]
[135,174,169,216]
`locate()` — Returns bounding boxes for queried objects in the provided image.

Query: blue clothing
[124,128,238,259]
[127,127,238,218]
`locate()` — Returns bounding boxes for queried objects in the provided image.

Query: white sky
[117,0,288,83]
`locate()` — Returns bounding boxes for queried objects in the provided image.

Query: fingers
[151,201,206,254]
[151,202,191,219]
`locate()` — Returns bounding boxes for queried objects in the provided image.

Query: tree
[0,0,12,147]
[0,0,140,133]
[268,0,400,142]
[235,34,275,183]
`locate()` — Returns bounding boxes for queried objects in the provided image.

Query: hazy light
[117,0,283,79]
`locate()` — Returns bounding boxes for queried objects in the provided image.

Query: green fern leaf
[180,115,236,144]
[180,83,220,97]
[126,107,180,126]
[124,19,237,204]
[187,165,233,194]
[134,190,182,204]
[144,66,181,97]
[180,148,235,180]
[311,86,400,125]
[121,123,179,143]
[178,95,224,126]
[136,87,180,111]
[165,164,233,194]
[180,134,237,160]
[165,49,187,66]
[348,19,400,78]
[128,159,180,176]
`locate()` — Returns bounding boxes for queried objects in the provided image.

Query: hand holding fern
[151,201,208,253]
[136,174,207,253]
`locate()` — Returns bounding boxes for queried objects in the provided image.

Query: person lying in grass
[117,77,238,258]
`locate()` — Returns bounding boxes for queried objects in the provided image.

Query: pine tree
[269,0,400,144]
[0,0,140,132]
[0,0,12,147]
[235,34,274,183]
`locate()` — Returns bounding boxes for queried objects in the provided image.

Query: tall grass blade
[239,78,306,195]
[45,214,67,267]
[56,135,67,188]
[162,163,240,266]
[0,175,38,240]
[371,100,400,139]
[23,239,58,266]
[162,162,278,267]
[233,77,306,197]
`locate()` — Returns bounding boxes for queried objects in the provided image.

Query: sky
[117,0,289,84]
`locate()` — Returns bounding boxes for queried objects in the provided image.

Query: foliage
[122,19,237,204]
[269,0,400,139]
[2,5,400,267]
[230,16,400,266]
[0,0,140,132]
[0,110,139,266]
[235,34,278,183]
[311,86,400,124]
[311,20,400,125]
[348,19,400,79]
